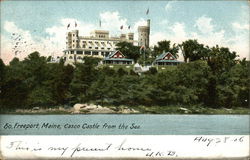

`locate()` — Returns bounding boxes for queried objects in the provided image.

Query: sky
[0,0,249,64]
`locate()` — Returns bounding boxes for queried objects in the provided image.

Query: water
[0,114,249,135]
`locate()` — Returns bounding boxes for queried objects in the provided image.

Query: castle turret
[127,33,134,41]
[71,30,79,49]
[138,19,150,48]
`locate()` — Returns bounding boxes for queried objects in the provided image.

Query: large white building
[63,19,150,64]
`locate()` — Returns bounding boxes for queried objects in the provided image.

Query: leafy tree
[153,40,179,58]
[117,68,128,77]
[176,61,211,105]
[207,45,238,74]
[145,67,157,75]
[48,62,74,105]
[70,57,99,103]
[216,61,249,108]
[116,41,140,62]
[0,59,5,89]
[1,58,29,108]
[179,40,213,63]
[26,86,54,107]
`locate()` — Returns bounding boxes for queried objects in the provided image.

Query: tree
[207,45,238,74]
[216,60,249,108]
[0,59,5,87]
[70,57,99,103]
[117,68,128,77]
[179,39,207,62]
[176,61,211,105]
[0,58,29,108]
[116,41,140,62]
[153,40,179,58]
[48,62,74,105]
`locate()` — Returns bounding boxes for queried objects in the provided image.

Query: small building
[153,52,182,66]
[103,50,134,65]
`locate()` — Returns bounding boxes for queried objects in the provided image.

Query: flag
[120,25,123,30]
[67,23,70,29]
[75,21,77,27]
[128,25,130,29]
[146,8,149,15]
[99,20,101,28]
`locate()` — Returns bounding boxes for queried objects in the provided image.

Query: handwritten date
[193,136,244,147]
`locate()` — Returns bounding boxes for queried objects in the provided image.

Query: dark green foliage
[70,57,99,103]
[116,41,140,62]
[146,67,157,75]
[179,39,209,62]
[153,40,179,58]
[0,59,6,90]
[117,68,128,77]
[0,40,248,110]
[0,52,74,108]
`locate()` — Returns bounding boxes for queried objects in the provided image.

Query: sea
[0,114,249,135]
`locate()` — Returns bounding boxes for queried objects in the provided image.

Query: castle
[62,19,150,64]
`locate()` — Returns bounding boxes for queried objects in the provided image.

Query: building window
[77,51,83,55]
[89,47,92,49]
[101,47,104,49]
[73,40,75,42]
[85,51,91,55]
[73,34,75,36]
[95,47,98,49]
[105,52,110,57]
[82,44,86,48]
[69,56,73,59]
[107,48,110,50]
[93,52,98,55]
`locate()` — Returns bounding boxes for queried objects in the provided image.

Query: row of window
[66,51,111,56]
[70,44,111,50]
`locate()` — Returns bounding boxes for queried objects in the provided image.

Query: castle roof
[104,50,133,62]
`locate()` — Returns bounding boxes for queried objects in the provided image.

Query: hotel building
[63,19,150,64]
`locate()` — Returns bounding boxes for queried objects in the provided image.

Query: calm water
[0,115,249,135]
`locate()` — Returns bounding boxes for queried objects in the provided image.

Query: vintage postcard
[0,0,249,159]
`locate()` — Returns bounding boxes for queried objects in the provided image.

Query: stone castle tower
[66,30,79,49]
[138,19,150,48]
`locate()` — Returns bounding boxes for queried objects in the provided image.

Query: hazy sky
[1,0,249,63]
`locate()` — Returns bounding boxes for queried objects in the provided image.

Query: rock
[84,104,98,110]
[179,107,190,113]
[73,104,86,111]
[32,107,40,110]
[71,110,80,114]
[90,107,115,114]
[131,109,139,113]
[179,107,188,111]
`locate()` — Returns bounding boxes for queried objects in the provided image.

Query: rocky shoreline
[14,103,140,114]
